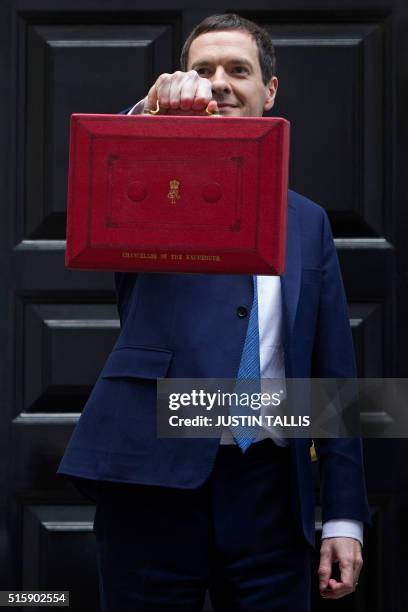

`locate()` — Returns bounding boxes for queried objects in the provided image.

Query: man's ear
[263,76,278,112]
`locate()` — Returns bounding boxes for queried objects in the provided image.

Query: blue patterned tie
[230,275,261,452]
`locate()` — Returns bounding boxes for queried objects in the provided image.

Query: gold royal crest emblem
[168,179,180,204]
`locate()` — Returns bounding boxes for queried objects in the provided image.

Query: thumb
[206,100,219,115]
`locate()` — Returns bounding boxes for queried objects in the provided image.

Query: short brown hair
[180,13,277,85]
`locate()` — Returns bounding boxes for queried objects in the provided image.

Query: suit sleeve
[313,211,371,525]
[114,272,138,326]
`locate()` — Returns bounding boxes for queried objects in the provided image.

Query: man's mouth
[217,103,238,109]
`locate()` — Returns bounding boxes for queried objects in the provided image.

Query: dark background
[0,0,407,610]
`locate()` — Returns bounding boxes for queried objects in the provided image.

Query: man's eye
[233,66,248,74]
[197,68,210,76]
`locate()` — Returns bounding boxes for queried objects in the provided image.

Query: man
[58,13,370,611]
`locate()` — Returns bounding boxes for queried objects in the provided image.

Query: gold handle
[310,440,317,462]
[145,100,219,116]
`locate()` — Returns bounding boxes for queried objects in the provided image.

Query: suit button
[237,306,248,318]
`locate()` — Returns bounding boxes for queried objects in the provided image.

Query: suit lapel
[281,199,301,349]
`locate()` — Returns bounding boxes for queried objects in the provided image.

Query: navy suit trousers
[93,439,312,611]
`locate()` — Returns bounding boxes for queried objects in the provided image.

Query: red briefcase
[65,113,290,275]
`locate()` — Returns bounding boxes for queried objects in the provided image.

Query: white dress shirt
[126,102,363,546]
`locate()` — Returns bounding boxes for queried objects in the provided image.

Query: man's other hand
[143,70,219,115]
[318,537,363,599]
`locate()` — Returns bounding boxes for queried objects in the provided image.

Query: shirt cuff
[321,519,363,547]
[127,97,147,115]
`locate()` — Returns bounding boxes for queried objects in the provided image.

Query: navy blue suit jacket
[58,189,371,546]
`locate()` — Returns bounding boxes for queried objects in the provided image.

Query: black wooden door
[0,1,406,611]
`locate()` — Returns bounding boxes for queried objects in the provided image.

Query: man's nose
[210,67,232,96]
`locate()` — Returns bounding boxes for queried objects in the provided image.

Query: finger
[192,78,213,111]
[156,73,172,109]
[353,555,363,588]
[179,72,199,111]
[169,71,184,109]
[339,555,355,592]
[354,541,363,578]
[318,551,332,592]
[144,83,159,113]
[354,550,363,575]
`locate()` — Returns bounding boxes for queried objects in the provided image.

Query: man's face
[187,29,278,117]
